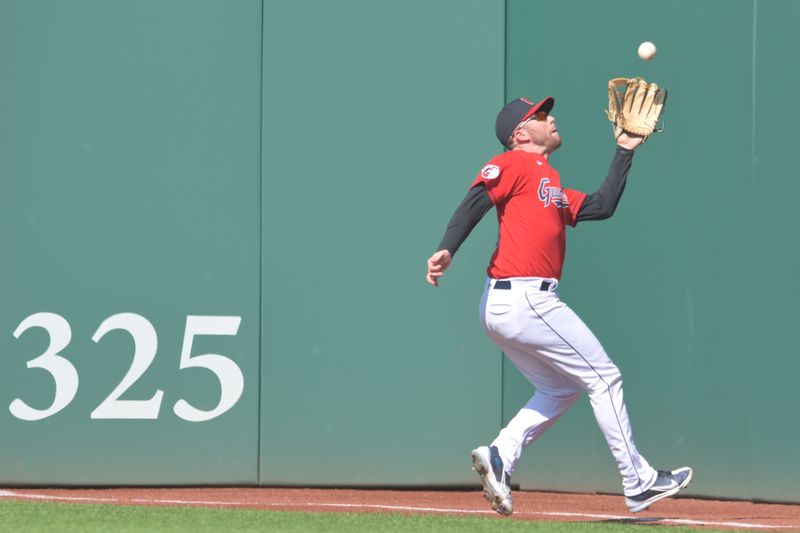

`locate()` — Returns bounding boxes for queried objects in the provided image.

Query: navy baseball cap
[495,96,555,147]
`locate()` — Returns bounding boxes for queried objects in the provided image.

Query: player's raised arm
[615,132,645,151]
[426,183,493,286]
[575,132,645,223]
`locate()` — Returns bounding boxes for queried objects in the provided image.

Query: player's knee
[551,387,582,404]
[534,386,581,404]
[586,368,622,395]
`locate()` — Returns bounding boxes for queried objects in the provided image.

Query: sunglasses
[520,110,549,127]
[507,110,550,144]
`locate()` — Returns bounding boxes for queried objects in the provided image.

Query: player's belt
[493,280,552,291]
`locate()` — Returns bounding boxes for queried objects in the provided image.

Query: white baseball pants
[479,277,657,496]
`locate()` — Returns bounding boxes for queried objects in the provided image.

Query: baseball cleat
[625,466,693,513]
[471,445,513,516]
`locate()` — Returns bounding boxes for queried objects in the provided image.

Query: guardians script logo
[538,177,569,208]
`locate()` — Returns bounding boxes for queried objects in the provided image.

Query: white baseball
[638,41,657,61]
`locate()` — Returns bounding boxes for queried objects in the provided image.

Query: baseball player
[425,95,692,515]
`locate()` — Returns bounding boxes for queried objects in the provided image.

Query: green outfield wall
[0,0,263,484]
[1,0,798,503]
[501,0,800,504]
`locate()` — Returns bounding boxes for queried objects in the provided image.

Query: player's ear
[511,127,528,144]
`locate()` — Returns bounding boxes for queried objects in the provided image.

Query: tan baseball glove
[605,77,667,141]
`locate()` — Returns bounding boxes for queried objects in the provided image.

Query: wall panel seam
[500,0,508,430]
[257,0,265,487]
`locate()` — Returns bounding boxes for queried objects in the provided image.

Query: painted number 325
[10,313,243,423]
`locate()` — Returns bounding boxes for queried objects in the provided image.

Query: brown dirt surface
[2,487,800,531]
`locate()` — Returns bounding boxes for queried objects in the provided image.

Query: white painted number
[9,313,243,421]
[174,316,244,422]
[90,313,164,420]
[9,313,79,421]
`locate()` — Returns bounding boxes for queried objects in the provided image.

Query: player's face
[523,113,561,152]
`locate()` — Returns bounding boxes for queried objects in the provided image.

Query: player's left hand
[426,249,452,286]
[616,132,645,150]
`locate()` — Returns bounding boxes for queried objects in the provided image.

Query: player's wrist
[616,133,644,151]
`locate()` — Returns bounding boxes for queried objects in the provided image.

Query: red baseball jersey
[471,150,586,280]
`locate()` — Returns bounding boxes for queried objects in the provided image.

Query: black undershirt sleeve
[436,184,494,256]
[576,147,635,222]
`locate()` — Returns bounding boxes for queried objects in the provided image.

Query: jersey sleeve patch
[480,164,500,180]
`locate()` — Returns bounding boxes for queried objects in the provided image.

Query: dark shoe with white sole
[625,467,693,512]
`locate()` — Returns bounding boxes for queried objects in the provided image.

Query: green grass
[0,500,731,532]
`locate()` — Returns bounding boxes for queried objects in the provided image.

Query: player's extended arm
[426,184,494,286]
[576,144,638,222]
